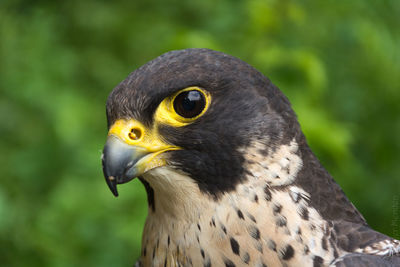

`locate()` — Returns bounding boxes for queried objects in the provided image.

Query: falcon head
[102,48,300,198]
[101,49,400,266]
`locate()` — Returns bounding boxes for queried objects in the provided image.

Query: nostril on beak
[128,127,142,141]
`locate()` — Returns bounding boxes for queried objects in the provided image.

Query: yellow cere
[154,86,211,127]
[108,119,180,153]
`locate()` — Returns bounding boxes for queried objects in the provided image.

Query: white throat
[142,167,214,222]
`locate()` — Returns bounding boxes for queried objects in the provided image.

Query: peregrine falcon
[102,49,400,266]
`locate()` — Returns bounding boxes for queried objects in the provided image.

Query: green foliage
[1,0,399,265]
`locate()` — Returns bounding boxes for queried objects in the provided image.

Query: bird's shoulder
[332,253,400,267]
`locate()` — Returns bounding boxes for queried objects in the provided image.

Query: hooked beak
[102,136,147,196]
[101,119,180,197]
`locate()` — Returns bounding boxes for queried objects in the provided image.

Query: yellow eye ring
[154,87,211,127]
[171,87,210,120]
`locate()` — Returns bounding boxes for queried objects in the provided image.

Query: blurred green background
[1,0,399,265]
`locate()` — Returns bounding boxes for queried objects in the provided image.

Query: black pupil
[174,90,205,118]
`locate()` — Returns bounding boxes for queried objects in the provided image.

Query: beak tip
[106,176,119,197]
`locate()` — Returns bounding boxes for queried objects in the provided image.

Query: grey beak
[102,135,148,197]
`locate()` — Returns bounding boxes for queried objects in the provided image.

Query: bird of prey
[102,49,400,266]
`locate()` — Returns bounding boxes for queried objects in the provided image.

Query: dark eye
[173,90,206,118]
